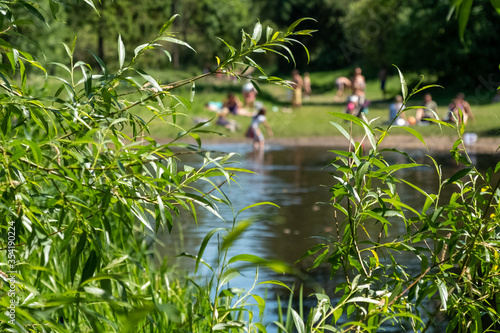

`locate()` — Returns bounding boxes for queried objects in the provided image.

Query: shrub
[0,2,314,331]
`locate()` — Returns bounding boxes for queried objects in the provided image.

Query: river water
[159,142,500,332]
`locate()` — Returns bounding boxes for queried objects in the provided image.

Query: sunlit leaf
[158,36,196,53]
[393,64,408,100]
[118,34,126,69]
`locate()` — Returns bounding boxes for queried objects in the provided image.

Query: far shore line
[197,135,500,155]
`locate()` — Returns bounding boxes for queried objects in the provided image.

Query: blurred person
[245,105,273,150]
[303,72,312,100]
[335,76,351,100]
[389,95,406,125]
[446,93,474,124]
[222,92,243,115]
[345,95,359,115]
[242,82,258,109]
[379,67,387,99]
[291,69,304,108]
[415,93,438,124]
[351,67,366,105]
[204,101,238,132]
[222,91,253,117]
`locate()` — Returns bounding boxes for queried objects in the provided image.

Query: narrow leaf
[445,167,472,185]
[393,65,408,100]
[251,21,263,43]
[287,17,316,34]
[136,69,162,92]
[160,14,179,34]
[118,34,125,69]
[196,228,225,273]
[157,36,196,53]
[458,0,473,43]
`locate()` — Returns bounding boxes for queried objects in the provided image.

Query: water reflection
[159,143,500,332]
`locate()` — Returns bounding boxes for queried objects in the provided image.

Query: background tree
[255,0,348,73]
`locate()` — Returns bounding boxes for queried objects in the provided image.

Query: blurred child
[245,105,273,150]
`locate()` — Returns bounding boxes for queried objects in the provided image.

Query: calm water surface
[159,142,500,332]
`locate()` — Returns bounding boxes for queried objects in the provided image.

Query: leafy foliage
[0,2,314,331]
[291,68,500,332]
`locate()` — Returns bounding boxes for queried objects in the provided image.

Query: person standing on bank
[291,69,304,108]
[378,67,387,99]
[245,105,273,150]
[352,67,366,106]
[303,72,312,100]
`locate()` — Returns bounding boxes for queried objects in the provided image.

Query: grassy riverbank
[135,69,500,145]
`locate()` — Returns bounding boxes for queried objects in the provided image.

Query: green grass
[132,68,500,142]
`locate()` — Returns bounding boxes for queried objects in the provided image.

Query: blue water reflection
[159,142,500,332]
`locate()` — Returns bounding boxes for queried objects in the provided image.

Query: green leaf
[49,0,59,18]
[283,37,310,64]
[157,195,167,229]
[89,50,108,77]
[133,43,152,57]
[219,268,240,287]
[221,220,252,250]
[411,84,444,96]
[458,0,473,43]
[445,167,472,185]
[83,0,99,13]
[6,49,19,73]
[270,43,296,67]
[424,118,455,128]
[213,322,245,331]
[251,21,263,43]
[287,17,316,34]
[190,81,195,102]
[258,280,293,293]
[228,254,264,265]
[266,26,273,42]
[217,37,237,56]
[236,201,280,217]
[135,69,162,92]
[329,121,355,147]
[80,250,99,285]
[400,179,434,203]
[160,14,179,34]
[361,210,391,226]
[328,112,368,129]
[196,228,225,273]
[291,308,305,333]
[228,255,290,273]
[495,160,500,173]
[393,65,408,100]
[394,126,426,148]
[492,0,500,15]
[157,36,196,53]
[355,162,370,190]
[375,163,421,175]
[160,48,172,62]
[131,204,154,232]
[118,34,126,69]
[346,297,381,304]
[21,2,48,27]
[23,139,42,164]
[436,278,448,310]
